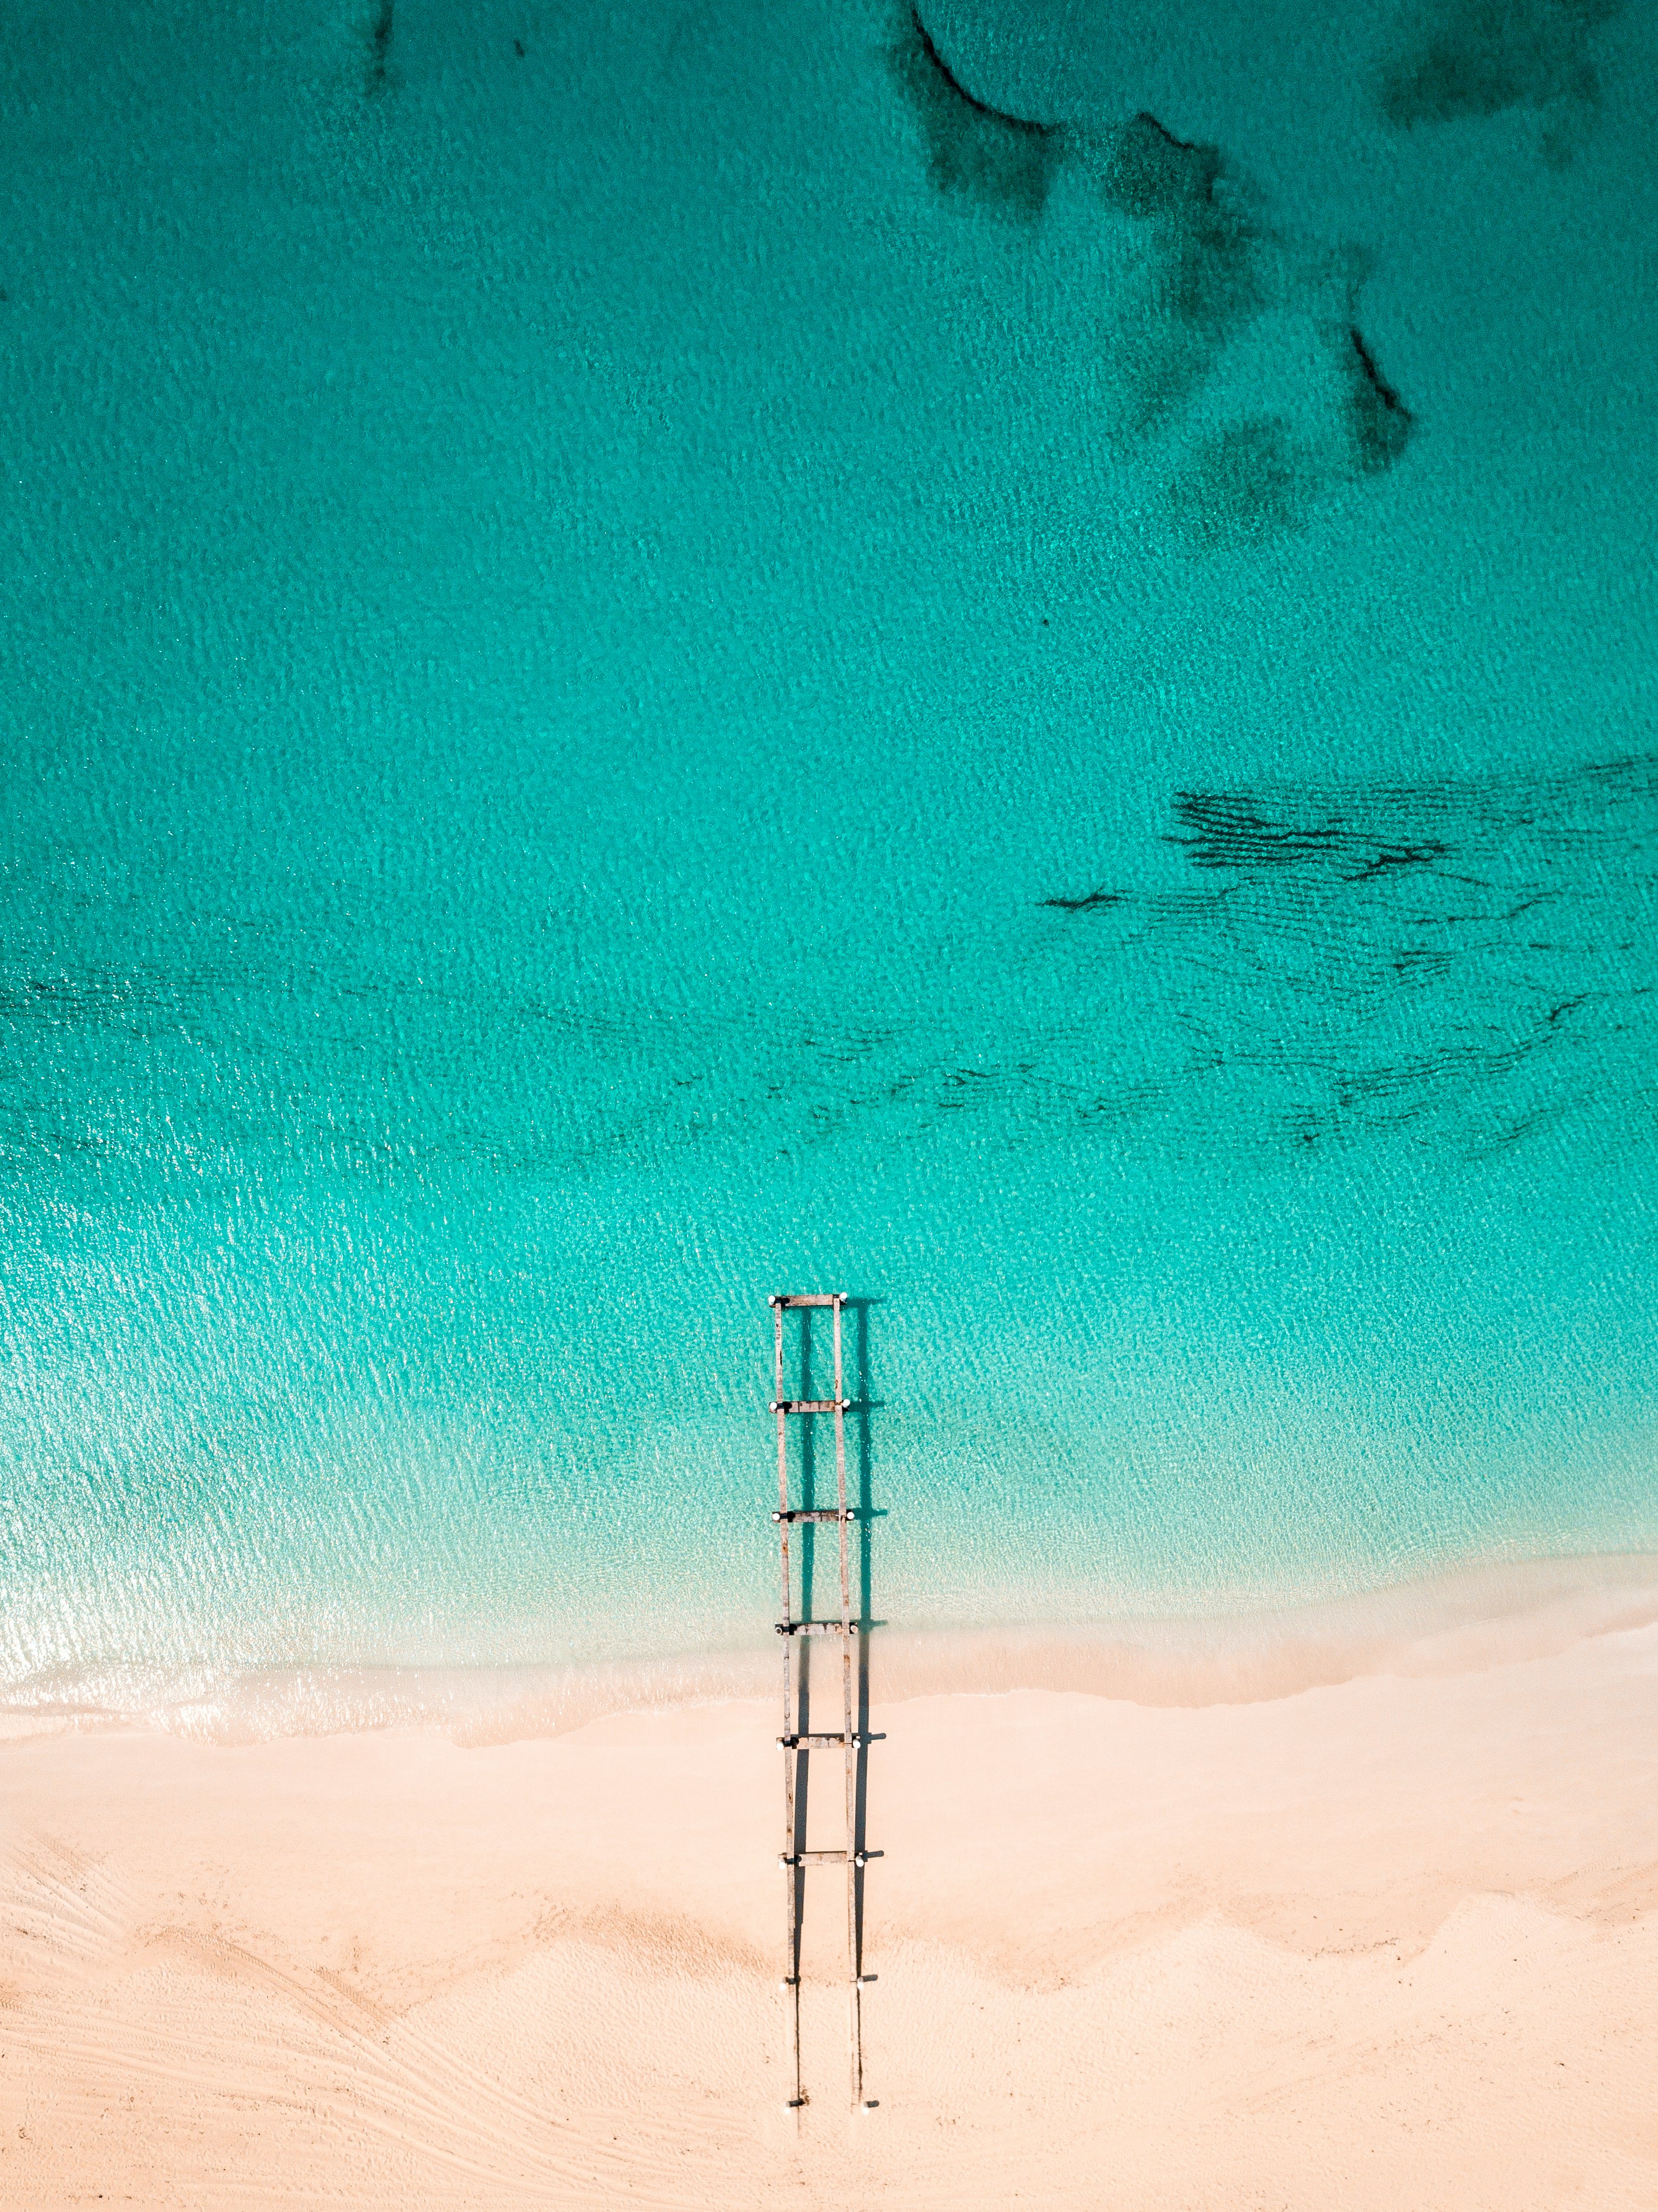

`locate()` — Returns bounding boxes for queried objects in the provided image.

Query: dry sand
[4,1619,1657,2208]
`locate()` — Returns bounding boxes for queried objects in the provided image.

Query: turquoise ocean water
[4,0,1657,1731]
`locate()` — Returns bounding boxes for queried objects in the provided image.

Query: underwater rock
[1041,889,1124,913]
[1345,327,1415,475]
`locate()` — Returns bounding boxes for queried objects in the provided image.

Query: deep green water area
[4,0,1657,1725]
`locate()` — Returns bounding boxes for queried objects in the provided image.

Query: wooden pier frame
[769,1291,872,2112]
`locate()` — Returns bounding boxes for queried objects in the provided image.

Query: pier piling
[768,1291,872,2112]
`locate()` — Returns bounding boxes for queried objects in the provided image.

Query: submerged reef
[1095,110,1224,225]
[882,19,1416,547]
[1029,755,1658,1163]
[1152,319,1414,549]
[886,6,1065,218]
[1165,790,1449,877]
[1381,0,1623,126]
[1108,161,1415,544]
[367,0,394,91]
[1093,113,1264,441]
[1162,417,1312,548]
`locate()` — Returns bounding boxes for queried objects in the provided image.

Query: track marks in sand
[11,1914,1658,2207]
[0,1835,129,1992]
[9,1936,776,2209]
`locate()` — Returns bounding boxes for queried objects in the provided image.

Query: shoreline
[7,1546,1658,1745]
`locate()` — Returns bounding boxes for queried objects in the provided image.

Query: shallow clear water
[4,0,1656,1727]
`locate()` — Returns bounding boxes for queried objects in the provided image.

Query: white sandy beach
[4,1609,1657,2208]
